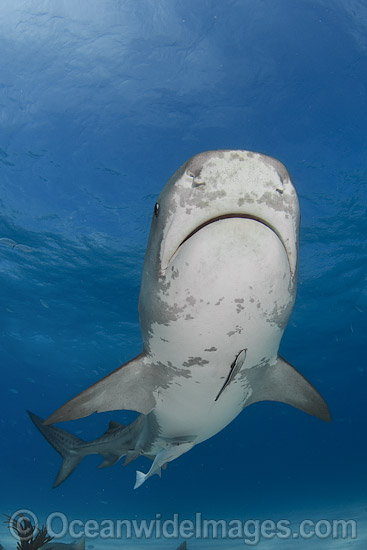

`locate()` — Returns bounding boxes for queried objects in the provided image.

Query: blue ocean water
[0,1,366,549]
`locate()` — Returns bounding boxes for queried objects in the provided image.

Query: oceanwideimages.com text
[9,510,358,547]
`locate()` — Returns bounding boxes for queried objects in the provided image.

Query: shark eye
[154,202,160,217]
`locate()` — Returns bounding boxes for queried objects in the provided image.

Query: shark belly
[146,218,293,442]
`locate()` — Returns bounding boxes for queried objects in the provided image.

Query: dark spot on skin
[227,325,244,337]
[204,347,217,352]
[230,152,245,161]
[185,314,194,320]
[160,337,169,343]
[171,267,179,280]
[183,357,210,367]
[186,296,196,306]
[155,361,192,381]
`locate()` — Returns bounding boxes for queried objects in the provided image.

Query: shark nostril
[187,170,205,187]
[276,188,284,194]
[192,177,205,188]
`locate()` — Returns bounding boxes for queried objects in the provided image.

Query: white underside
[146,218,292,447]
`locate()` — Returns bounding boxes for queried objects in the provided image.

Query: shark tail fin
[134,466,162,489]
[27,411,86,487]
[244,356,331,422]
[134,470,147,490]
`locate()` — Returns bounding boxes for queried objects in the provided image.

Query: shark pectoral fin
[244,356,331,422]
[45,353,165,425]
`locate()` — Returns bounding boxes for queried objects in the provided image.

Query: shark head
[143,150,299,276]
[139,150,300,349]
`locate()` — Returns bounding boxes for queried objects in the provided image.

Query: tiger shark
[29,150,330,489]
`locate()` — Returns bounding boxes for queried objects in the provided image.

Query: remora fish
[29,150,330,489]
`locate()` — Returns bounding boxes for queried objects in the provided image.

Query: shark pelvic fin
[244,356,331,422]
[123,450,142,467]
[27,410,86,487]
[98,453,121,469]
[45,353,166,425]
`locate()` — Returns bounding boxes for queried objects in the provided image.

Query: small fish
[14,244,33,253]
[0,237,16,247]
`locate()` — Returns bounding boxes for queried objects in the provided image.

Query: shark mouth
[169,213,290,269]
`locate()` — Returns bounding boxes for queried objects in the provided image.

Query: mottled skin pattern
[30,150,330,489]
[139,150,299,445]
